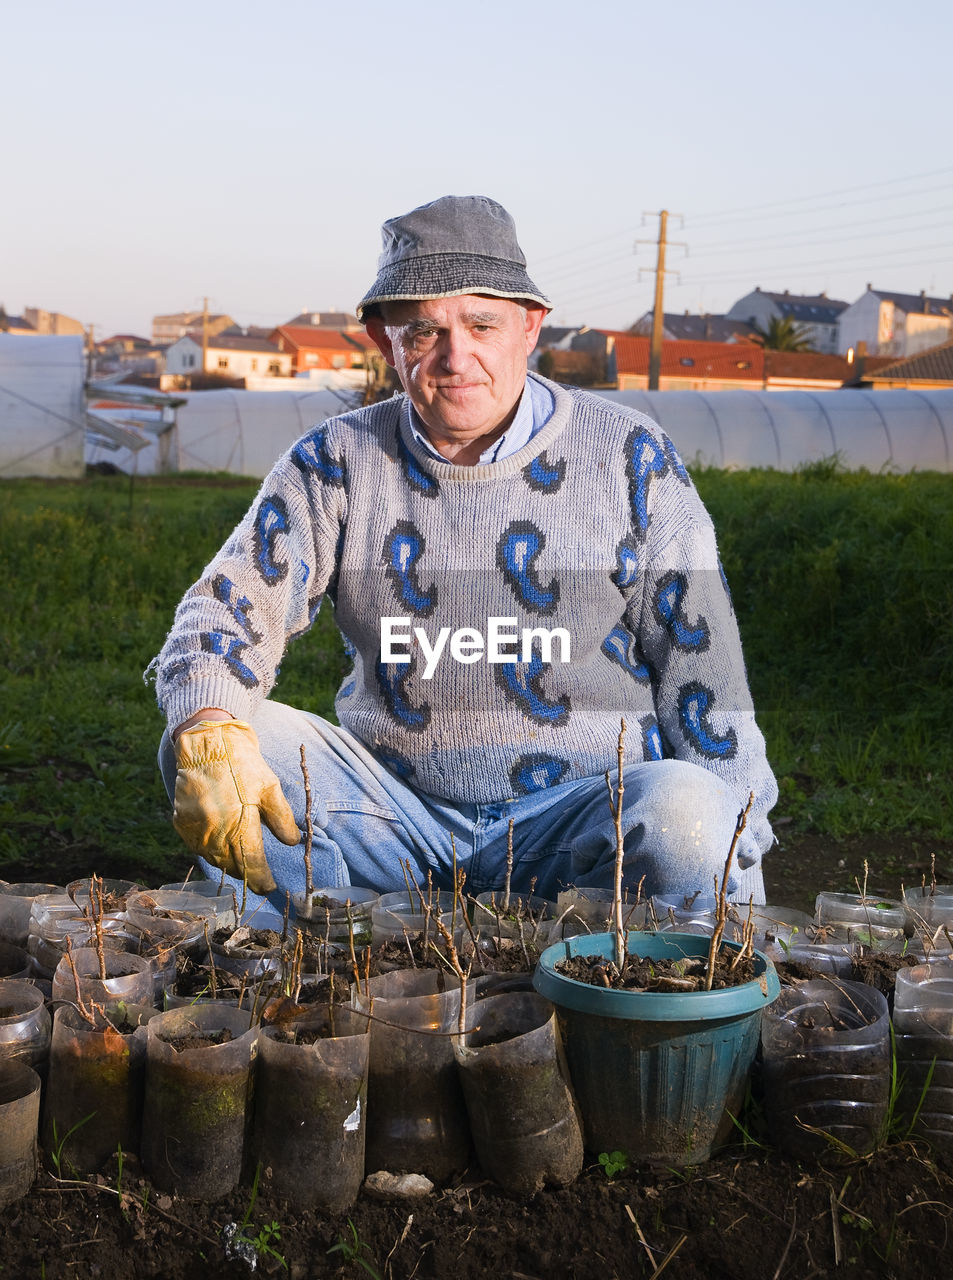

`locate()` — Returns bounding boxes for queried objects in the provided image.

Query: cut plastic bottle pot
[454,991,583,1194]
[251,1002,369,1212]
[0,1059,41,1209]
[141,1004,258,1199]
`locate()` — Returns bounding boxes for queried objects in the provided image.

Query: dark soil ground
[4,832,953,1280]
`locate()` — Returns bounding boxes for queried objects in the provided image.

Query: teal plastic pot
[534,931,779,1165]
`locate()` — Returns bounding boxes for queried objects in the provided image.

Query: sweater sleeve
[147,427,348,730]
[631,476,778,860]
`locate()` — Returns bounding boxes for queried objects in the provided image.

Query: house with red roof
[610,336,763,390]
[270,325,373,373]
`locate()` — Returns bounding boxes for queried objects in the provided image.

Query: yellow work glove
[172,720,300,895]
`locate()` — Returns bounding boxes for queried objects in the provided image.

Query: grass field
[1,463,950,887]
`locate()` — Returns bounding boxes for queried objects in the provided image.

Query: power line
[688,166,953,226]
[680,240,953,285]
[531,167,953,274]
[690,205,953,254]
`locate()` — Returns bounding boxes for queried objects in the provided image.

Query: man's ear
[523,304,548,355]
[365,316,396,368]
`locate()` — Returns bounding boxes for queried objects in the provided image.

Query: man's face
[366,295,545,453]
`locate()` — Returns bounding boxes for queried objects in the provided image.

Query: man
[151,194,777,911]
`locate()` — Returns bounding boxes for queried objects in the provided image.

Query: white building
[837,287,953,358]
[164,333,292,381]
[725,289,848,354]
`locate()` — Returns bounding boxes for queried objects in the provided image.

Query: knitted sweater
[151,374,778,854]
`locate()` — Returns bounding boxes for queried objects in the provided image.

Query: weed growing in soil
[597,1150,629,1179]
[326,1218,382,1279]
[223,1163,287,1271]
[47,1113,94,1178]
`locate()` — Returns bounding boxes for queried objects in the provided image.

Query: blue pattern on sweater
[201,632,258,688]
[253,496,290,585]
[212,574,261,642]
[495,651,570,726]
[384,521,437,616]
[602,625,651,684]
[497,521,559,615]
[291,427,345,485]
[679,681,737,759]
[654,571,710,652]
[377,658,431,731]
[510,753,569,794]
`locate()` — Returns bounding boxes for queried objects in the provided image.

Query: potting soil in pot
[760,977,890,1159]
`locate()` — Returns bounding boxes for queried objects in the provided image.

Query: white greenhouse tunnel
[2,334,953,478]
[599,388,953,473]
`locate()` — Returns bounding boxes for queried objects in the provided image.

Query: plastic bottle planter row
[760,978,891,1160]
[903,885,953,930]
[0,884,64,948]
[453,990,583,1195]
[250,1003,370,1213]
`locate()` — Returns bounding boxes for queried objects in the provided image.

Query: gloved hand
[172,720,300,894]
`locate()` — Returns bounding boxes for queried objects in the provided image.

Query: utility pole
[202,296,209,374]
[636,211,685,391]
[648,211,668,392]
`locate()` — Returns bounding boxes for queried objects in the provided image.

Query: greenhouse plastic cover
[88,385,953,477]
[599,388,953,472]
[0,334,86,477]
[85,386,363,476]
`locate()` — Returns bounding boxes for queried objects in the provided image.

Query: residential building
[610,336,763,390]
[0,309,37,335]
[163,332,292,381]
[530,326,613,383]
[761,350,893,391]
[725,289,848,354]
[629,312,760,344]
[859,337,953,389]
[280,310,362,332]
[270,325,373,373]
[837,287,953,358]
[23,307,86,336]
[152,310,236,345]
[94,334,166,379]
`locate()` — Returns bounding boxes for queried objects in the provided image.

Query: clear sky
[2,0,951,340]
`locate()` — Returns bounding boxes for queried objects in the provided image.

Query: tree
[750,314,815,352]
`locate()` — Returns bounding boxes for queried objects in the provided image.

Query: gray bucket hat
[357,195,551,322]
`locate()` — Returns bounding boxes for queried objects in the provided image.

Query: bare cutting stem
[503,818,515,914]
[430,866,471,1039]
[300,744,314,902]
[605,719,627,971]
[90,874,107,981]
[705,791,754,991]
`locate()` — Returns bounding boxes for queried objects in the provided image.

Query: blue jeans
[158,699,766,915]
